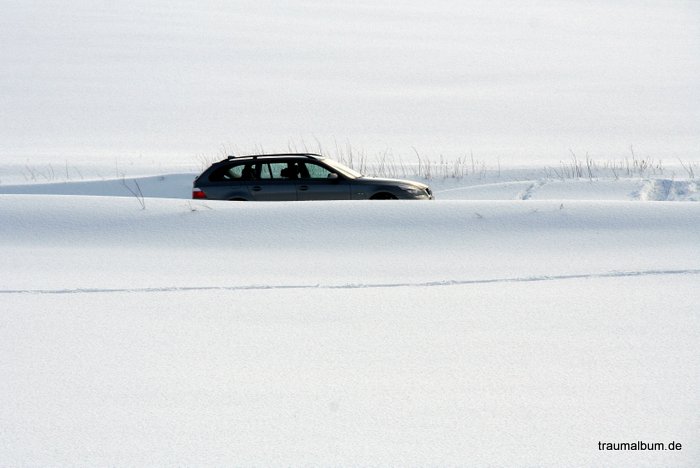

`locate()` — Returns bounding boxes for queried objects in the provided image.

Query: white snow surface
[1,173,699,466]
[2,0,699,162]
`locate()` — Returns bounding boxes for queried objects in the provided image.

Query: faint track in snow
[517,180,545,200]
[3,268,700,295]
[637,179,700,201]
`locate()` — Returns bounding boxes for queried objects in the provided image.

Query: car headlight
[399,184,425,195]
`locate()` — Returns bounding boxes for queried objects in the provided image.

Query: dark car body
[193,153,434,201]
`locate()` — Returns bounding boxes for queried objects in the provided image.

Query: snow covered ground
[1,169,699,466]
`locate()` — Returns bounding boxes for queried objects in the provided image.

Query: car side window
[258,162,300,180]
[209,163,252,181]
[301,162,334,179]
[258,162,284,179]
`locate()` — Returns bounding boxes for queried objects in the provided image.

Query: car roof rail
[226,153,323,160]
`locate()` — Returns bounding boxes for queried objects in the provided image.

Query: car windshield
[322,159,363,179]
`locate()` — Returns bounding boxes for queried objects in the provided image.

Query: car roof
[224,153,324,162]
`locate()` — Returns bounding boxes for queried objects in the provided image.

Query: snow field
[3,276,699,466]
[2,0,699,463]
[1,190,699,465]
[2,1,699,161]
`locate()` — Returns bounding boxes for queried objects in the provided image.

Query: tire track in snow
[3,268,700,295]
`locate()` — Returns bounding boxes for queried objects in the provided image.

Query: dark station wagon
[192,153,434,201]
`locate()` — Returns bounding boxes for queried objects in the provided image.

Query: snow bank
[1,195,699,291]
[0,173,196,199]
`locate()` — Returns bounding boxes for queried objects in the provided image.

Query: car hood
[353,177,430,189]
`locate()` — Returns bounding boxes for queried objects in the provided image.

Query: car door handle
[252,186,262,191]
[298,185,309,191]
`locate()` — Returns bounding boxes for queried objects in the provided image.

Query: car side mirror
[327,173,339,180]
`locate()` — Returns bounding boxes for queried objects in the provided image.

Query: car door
[296,161,351,200]
[250,161,298,201]
[203,161,254,200]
